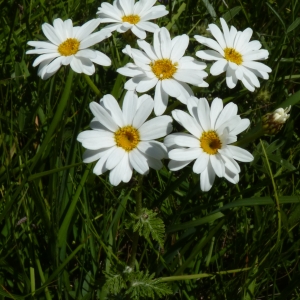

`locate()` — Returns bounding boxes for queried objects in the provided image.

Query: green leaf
[287,17,300,33]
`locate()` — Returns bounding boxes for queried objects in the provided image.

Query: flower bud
[262,106,291,135]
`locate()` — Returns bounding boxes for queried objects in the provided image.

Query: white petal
[169,148,202,161]
[80,29,111,49]
[89,101,119,132]
[174,134,200,148]
[210,59,228,75]
[168,159,192,171]
[93,147,115,175]
[196,50,224,61]
[197,98,211,131]
[77,130,115,150]
[75,19,101,41]
[210,154,225,177]
[131,25,146,39]
[132,95,154,128]
[210,97,223,129]
[160,27,172,58]
[123,91,138,124]
[90,51,111,66]
[136,76,158,93]
[139,115,172,139]
[129,149,149,174]
[154,80,168,116]
[136,21,158,33]
[137,141,167,159]
[101,94,125,127]
[106,147,126,169]
[193,151,209,174]
[42,23,62,45]
[170,34,189,61]
[171,109,202,138]
[227,145,254,162]
[200,160,215,191]
[215,102,238,130]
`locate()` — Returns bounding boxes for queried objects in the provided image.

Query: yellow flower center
[150,59,178,80]
[58,38,80,56]
[114,126,140,151]
[224,47,243,65]
[122,14,141,24]
[200,131,222,155]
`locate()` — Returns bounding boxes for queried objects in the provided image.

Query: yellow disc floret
[224,47,243,65]
[114,126,140,151]
[58,38,80,56]
[150,59,178,80]
[122,15,141,24]
[200,131,222,155]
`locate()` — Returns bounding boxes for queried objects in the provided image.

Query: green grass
[1,0,300,299]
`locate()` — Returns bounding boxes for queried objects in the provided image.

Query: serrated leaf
[126,271,172,299]
[128,208,165,247]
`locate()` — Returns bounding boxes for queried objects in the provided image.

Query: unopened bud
[262,106,291,135]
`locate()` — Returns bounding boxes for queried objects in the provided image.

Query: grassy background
[1,0,300,299]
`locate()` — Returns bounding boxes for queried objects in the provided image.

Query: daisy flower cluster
[26,0,276,191]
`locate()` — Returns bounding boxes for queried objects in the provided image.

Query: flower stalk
[129,174,143,269]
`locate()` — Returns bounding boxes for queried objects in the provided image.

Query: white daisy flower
[194,18,272,92]
[96,0,168,39]
[117,27,208,116]
[26,18,112,80]
[77,91,172,186]
[164,97,254,191]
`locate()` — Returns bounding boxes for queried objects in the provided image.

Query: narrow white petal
[194,35,224,55]
[174,134,200,148]
[168,159,192,171]
[197,98,211,131]
[136,76,158,93]
[137,39,158,60]
[230,118,250,136]
[210,97,223,129]
[225,67,238,89]
[154,80,168,116]
[200,160,215,191]
[153,29,162,59]
[32,53,60,67]
[160,27,172,58]
[208,23,226,49]
[136,21,158,33]
[123,91,138,124]
[80,29,111,49]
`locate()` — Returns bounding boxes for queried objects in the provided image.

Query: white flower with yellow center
[26,18,112,80]
[194,18,272,92]
[77,92,172,186]
[117,27,208,116]
[164,97,254,191]
[96,0,168,39]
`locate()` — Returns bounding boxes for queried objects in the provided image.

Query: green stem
[30,69,74,171]
[83,74,101,97]
[160,267,252,282]
[128,175,143,269]
[260,139,281,245]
